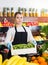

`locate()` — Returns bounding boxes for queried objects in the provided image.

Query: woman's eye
[20,17,22,19]
[16,17,23,19]
[16,17,19,19]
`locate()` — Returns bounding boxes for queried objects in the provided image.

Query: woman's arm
[26,27,37,45]
[4,27,15,49]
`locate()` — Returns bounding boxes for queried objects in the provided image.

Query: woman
[5,12,37,57]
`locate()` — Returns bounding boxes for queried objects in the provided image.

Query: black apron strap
[22,26,27,32]
[15,26,27,32]
[15,26,17,32]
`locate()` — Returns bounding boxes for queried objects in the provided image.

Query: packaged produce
[3,7,7,17]
[11,7,14,17]
[34,9,38,17]
[11,42,37,55]
[29,8,32,17]
[7,8,11,17]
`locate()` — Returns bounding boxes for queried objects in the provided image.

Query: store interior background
[0,0,48,16]
[0,0,48,63]
[0,0,48,40]
[0,0,48,34]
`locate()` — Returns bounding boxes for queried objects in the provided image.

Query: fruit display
[13,43,35,49]
[31,56,48,65]
[2,59,8,65]
[22,22,26,26]
[33,35,47,41]
[0,54,39,65]
[0,22,3,27]
[38,42,48,52]
[42,52,48,63]
[0,53,48,65]
[0,54,2,65]
[33,36,44,41]
[37,42,48,59]
[40,32,46,37]
[1,18,14,27]
[39,23,48,26]
[26,22,32,26]
[0,7,48,65]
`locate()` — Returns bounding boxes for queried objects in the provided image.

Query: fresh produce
[24,62,39,65]
[31,56,37,61]
[39,42,48,53]
[9,57,26,65]
[13,43,35,49]
[2,59,8,65]
[40,32,46,37]
[26,22,32,26]
[1,18,14,27]
[42,53,48,57]
[42,53,48,63]
[0,22,3,27]
[0,54,39,65]
[6,55,21,65]
[22,22,26,26]
[37,56,45,63]
[40,25,48,35]
[10,58,20,65]
[31,56,48,65]
[39,23,48,26]
[34,36,44,41]
[16,57,27,65]
[0,54,2,65]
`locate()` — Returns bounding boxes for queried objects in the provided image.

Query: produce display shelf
[0,17,48,22]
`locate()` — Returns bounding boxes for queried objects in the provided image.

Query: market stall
[0,1,48,65]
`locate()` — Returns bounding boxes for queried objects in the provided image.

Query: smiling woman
[14,12,23,26]
[5,12,37,46]
[4,12,37,58]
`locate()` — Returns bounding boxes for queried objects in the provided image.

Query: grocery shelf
[23,17,48,22]
[0,16,48,22]
[0,16,14,23]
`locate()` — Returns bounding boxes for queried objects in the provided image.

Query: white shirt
[5,26,37,45]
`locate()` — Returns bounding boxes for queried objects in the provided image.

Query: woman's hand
[7,42,12,50]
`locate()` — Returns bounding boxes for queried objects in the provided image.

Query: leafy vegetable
[40,25,48,35]
[38,42,48,54]
[13,43,35,49]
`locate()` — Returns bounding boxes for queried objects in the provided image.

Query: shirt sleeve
[4,27,15,46]
[26,27,37,45]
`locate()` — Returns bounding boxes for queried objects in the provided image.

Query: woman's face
[14,14,23,25]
